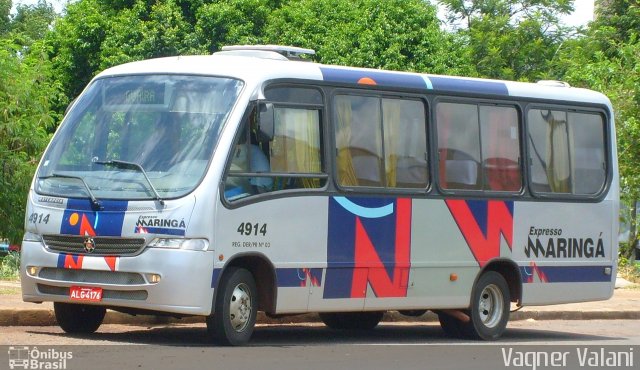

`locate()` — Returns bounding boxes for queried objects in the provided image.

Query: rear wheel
[319,311,384,330]
[207,267,257,346]
[54,302,105,334]
[466,271,510,340]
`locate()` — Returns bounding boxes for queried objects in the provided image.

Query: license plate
[69,286,103,302]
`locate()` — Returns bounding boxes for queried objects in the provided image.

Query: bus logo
[83,237,96,253]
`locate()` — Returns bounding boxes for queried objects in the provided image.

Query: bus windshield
[36,75,243,201]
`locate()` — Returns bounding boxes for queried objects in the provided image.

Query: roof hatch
[218,45,316,61]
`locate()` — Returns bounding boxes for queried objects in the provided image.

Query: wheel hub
[229,283,252,332]
[478,283,503,328]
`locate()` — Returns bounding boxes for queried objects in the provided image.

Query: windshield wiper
[93,159,165,206]
[43,173,103,211]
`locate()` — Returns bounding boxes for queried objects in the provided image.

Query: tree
[558,0,640,260]
[0,0,10,35]
[10,0,57,45]
[46,0,202,108]
[264,0,473,75]
[46,0,473,112]
[0,39,62,243]
[195,0,277,53]
[439,0,574,81]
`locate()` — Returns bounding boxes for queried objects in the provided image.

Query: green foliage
[0,0,10,35]
[557,1,640,258]
[439,0,574,81]
[45,0,475,107]
[618,253,640,284]
[45,0,116,104]
[593,0,640,51]
[0,38,61,243]
[47,0,204,104]
[10,0,57,45]
[195,0,275,53]
[265,0,473,75]
[0,251,20,280]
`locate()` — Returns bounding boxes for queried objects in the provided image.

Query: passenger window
[383,99,428,188]
[334,95,428,189]
[569,113,606,195]
[437,102,482,190]
[528,109,605,195]
[480,106,521,191]
[335,95,383,187]
[437,102,522,192]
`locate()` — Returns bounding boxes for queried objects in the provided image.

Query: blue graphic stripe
[61,199,128,236]
[428,76,509,96]
[320,67,429,90]
[66,199,129,212]
[318,66,508,96]
[211,269,221,288]
[334,197,394,219]
[135,227,185,236]
[521,265,613,283]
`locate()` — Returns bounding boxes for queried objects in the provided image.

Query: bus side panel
[214,196,331,314]
[364,199,480,310]
[513,201,616,305]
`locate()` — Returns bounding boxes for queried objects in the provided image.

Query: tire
[437,311,466,338]
[466,271,510,340]
[207,267,258,346]
[319,311,384,330]
[54,302,105,334]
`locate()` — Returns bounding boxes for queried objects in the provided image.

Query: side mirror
[258,103,275,141]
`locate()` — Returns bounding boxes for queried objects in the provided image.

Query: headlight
[148,238,209,251]
[23,232,42,242]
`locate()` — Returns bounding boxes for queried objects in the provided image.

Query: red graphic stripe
[445,200,513,268]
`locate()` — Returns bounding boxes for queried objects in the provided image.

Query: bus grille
[42,235,146,256]
[37,284,148,301]
[38,268,146,285]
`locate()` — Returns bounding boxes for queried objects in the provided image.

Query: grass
[0,252,20,280]
[618,259,640,285]
[0,287,20,295]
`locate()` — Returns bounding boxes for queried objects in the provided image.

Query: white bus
[21,45,619,345]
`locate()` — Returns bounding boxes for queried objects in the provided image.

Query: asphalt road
[1,320,639,370]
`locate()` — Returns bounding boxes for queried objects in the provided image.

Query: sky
[561,0,595,27]
[11,0,596,27]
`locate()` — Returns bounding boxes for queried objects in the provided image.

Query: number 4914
[237,222,267,236]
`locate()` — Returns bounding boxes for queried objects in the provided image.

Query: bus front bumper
[20,240,216,316]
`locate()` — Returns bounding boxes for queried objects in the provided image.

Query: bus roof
[94,47,612,108]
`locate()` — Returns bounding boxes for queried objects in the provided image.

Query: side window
[480,106,521,191]
[334,94,428,188]
[271,107,323,184]
[437,102,521,192]
[437,102,481,190]
[383,98,428,188]
[223,86,325,201]
[335,95,383,186]
[570,113,606,195]
[528,109,605,195]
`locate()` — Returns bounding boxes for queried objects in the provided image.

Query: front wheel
[466,271,510,340]
[54,302,105,334]
[207,267,258,346]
